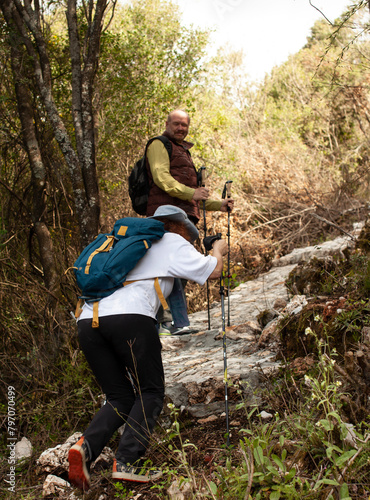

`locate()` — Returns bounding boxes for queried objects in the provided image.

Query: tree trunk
[9,35,60,297]
[0,0,113,248]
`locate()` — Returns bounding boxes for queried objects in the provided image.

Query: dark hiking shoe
[170,325,198,335]
[158,323,173,336]
[159,322,198,336]
[112,459,162,483]
[68,436,91,491]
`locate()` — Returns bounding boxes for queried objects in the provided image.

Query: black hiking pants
[77,314,165,465]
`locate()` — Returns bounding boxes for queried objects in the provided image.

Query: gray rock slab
[161,264,297,413]
[161,226,362,416]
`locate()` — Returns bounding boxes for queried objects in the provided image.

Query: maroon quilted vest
[145,131,200,222]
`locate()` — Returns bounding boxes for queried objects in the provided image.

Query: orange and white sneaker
[68,436,91,491]
[112,458,162,483]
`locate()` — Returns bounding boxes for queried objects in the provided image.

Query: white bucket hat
[148,205,199,242]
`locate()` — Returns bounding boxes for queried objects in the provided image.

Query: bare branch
[309,0,333,25]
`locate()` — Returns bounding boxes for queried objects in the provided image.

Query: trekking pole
[200,167,207,237]
[204,233,229,446]
[220,268,230,447]
[199,166,211,330]
[222,180,233,327]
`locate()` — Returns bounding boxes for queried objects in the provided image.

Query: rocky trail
[161,225,363,418]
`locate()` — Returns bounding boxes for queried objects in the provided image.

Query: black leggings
[77,314,165,464]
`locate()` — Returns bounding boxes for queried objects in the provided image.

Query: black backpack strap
[145,135,172,159]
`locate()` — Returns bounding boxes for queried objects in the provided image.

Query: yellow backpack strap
[87,278,167,329]
[92,301,100,328]
[85,235,115,275]
[124,278,168,310]
[75,298,84,319]
[154,277,168,310]
[75,299,99,327]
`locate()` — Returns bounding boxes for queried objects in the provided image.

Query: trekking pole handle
[200,166,207,187]
[203,233,222,252]
[222,180,233,199]
[222,180,233,213]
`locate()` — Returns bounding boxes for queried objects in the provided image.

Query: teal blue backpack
[73,217,167,326]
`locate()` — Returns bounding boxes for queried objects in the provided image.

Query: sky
[172,0,353,81]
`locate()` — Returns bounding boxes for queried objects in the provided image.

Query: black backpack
[128,135,172,215]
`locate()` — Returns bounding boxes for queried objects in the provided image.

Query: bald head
[166,110,190,143]
[167,109,190,124]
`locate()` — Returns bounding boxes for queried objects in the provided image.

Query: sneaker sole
[68,445,90,491]
[112,470,162,483]
[171,329,198,335]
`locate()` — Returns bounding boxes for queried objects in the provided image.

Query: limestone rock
[282,295,308,315]
[198,415,218,424]
[343,423,358,449]
[167,478,194,499]
[15,437,32,460]
[273,298,287,310]
[42,474,75,498]
[258,319,279,348]
[362,326,370,345]
[37,432,81,472]
[37,432,114,474]
[272,235,356,267]
[259,411,273,420]
[289,355,315,375]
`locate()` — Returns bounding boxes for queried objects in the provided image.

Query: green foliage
[208,329,369,499]
[288,251,370,300]
[224,272,240,290]
[214,431,306,499]
[97,2,208,144]
[165,403,198,479]
[92,0,210,217]
[19,351,99,435]
[281,252,370,364]
[243,3,370,205]
[147,349,369,500]
[333,300,370,341]
[113,480,135,498]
